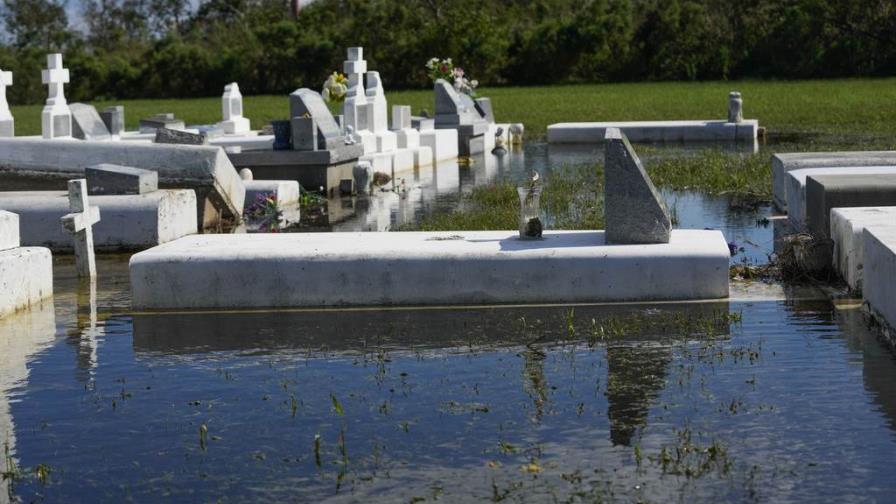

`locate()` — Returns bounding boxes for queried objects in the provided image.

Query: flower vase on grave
[517,185,543,240]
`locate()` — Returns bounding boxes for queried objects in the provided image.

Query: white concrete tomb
[219,82,251,134]
[129,229,730,310]
[830,206,896,292]
[0,211,53,318]
[784,166,896,229]
[0,68,12,137]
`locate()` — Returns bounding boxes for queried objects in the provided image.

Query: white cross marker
[41,53,72,139]
[342,47,369,131]
[0,69,12,137]
[61,179,100,278]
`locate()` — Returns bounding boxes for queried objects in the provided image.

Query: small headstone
[100,106,125,136]
[140,113,185,133]
[70,103,112,141]
[434,79,479,126]
[289,88,342,150]
[41,53,72,139]
[271,120,292,150]
[728,92,743,124]
[0,68,13,137]
[60,179,100,278]
[154,127,208,145]
[86,164,158,195]
[474,97,496,123]
[219,82,251,134]
[291,116,318,151]
[603,128,671,244]
[0,210,19,251]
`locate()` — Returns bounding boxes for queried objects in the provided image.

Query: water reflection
[131,302,729,354]
[0,302,56,504]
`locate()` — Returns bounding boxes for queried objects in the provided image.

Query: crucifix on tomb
[61,179,101,278]
[41,53,72,139]
[0,68,12,137]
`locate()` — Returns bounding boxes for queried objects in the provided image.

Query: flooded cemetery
[2,41,896,503]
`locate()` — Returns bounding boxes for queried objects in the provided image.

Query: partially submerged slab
[830,207,896,291]
[784,166,896,229]
[0,138,245,228]
[129,229,730,310]
[547,120,759,143]
[0,190,197,252]
[863,225,896,341]
[805,174,896,238]
[772,151,896,210]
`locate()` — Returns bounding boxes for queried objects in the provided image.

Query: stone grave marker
[100,106,124,136]
[154,127,208,145]
[86,164,158,195]
[60,179,100,278]
[41,53,72,139]
[291,116,318,151]
[219,82,251,134]
[0,68,12,137]
[0,210,18,251]
[70,103,112,141]
[289,88,342,150]
[603,128,671,244]
[365,71,389,133]
[434,80,478,126]
[342,47,369,133]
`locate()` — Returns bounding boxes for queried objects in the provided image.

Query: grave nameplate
[100,106,125,136]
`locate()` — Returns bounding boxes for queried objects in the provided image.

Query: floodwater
[3,139,896,502]
[3,259,896,502]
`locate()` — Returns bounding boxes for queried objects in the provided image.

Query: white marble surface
[129,229,730,309]
[830,207,896,291]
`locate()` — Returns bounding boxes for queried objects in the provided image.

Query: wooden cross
[61,179,100,278]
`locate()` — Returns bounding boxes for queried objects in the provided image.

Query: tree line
[1,0,894,104]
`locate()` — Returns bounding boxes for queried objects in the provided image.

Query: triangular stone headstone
[604,128,671,244]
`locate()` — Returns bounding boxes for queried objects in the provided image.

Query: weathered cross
[41,53,72,139]
[42,54,70,104]
[61,179,101,278]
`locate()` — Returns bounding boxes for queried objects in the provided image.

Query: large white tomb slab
[0,190,197,251]
[830,207,896,291]
[547,120,759,144]
[419,128,459,163]
[862,225,896,338]
[772,151,896,210]
[0,138,245,227]
[129,229,729,310]
[0,211,53,318]
[784,166,896,229]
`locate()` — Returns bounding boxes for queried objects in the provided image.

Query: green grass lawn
[10,78,896,140]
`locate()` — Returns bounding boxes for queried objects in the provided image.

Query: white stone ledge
[772,151,896,211]
[129,229,730,310]
[783,167,896,229]
[0,247,53,318]
[0,190,197,251]
[830,207,896,291]
[863,225,896,338]
[547,120,758,143]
